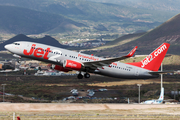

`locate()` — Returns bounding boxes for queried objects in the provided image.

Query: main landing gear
[77,72,90,79]
[84,73,90,78]
[77,74,83,79]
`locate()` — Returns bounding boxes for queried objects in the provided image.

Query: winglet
[125,46,138,57]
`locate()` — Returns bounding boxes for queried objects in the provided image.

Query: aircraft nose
[4,44,11,50]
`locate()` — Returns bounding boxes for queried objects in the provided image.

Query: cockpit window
[13,43,20,45]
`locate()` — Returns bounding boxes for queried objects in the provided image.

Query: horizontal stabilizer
[148,71,174,75]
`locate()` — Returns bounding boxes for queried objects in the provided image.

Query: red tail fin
[127,43,170,71]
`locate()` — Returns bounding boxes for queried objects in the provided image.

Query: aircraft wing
[83,46,138,69]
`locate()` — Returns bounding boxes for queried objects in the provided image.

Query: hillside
[88,0,180,13]
[86,13,180,57]
[0,0,171,22]
[0,0,176,34]
[88,32,145,51]
[123,13,180,55]
[0,5,85,34]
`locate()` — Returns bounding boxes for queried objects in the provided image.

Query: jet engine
[52,65,70,72]
[63,60,82,71]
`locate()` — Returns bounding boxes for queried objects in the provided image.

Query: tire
[84,73,90,78]
[77,74,83,79]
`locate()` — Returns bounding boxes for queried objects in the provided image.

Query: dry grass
[88,79,173,87]
[43,84,67,86]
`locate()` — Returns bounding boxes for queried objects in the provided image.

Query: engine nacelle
[63,60,82,71]
[53,65,70,72]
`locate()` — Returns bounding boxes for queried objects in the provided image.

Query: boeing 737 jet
[4,42,170,79]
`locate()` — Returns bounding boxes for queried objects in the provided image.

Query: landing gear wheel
[18,58,21,64]
[77,74,83,79]
[84,73,90,78]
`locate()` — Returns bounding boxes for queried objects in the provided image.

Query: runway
[1,103,180,119]
[0,103,179,112]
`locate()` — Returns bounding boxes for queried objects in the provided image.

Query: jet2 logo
[141,55,153,68]
[141,44,167,68]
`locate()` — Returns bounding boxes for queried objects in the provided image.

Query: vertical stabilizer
[127,43,170,71]
[158,87,164,101]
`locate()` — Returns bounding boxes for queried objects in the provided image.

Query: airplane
[4,41,170,79]
[141,87,164,104]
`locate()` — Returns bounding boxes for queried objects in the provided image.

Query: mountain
[0,0,174,22]
[0,34,67,51]
[87,0,180,13]
[0,0,176,34]
[126,0,180,13]
[85,13,180,57]
[0,5,85,34]
[125,13,180,55]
